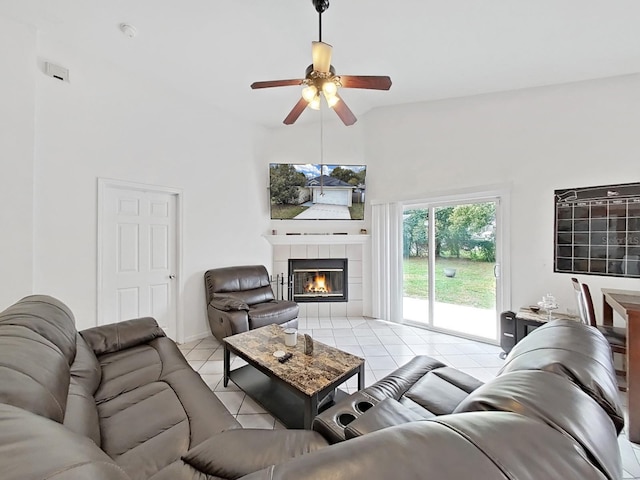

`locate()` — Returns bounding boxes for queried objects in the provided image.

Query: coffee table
[223,324,365,429]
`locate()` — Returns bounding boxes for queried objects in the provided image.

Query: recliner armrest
[80,317,165,355]
[209,294,250,312]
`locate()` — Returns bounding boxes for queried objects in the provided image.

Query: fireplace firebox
[289,258,348,303]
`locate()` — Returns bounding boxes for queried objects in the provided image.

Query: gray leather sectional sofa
[0,295,624,479]
[0,295,325,480]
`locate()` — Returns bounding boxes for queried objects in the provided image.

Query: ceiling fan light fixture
[302,84,318,102]
[312,41,333,73]
[309,95,321,110]
[325,93,340,108]
[322,80,338,97]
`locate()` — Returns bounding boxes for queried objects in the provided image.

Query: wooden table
[602,288,640,443]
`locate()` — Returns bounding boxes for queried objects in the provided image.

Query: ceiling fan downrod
[312,0,329,42]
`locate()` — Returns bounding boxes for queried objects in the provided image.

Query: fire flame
[305,274,331,293]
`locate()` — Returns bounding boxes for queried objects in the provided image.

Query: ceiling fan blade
[332,94,357,126]
[339,75,392,90]
[283,97,308,125]
[312,41,333,73]
[251,79,303,89]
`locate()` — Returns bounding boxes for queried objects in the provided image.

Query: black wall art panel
[554,182,640,278]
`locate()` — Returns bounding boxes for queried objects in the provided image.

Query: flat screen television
[269,163,366,220]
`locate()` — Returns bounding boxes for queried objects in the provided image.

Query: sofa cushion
[64,378,102,446]
[248,301,299,329]
[71,333,102,394]
[182,429,328,479]
[243,413,614,480]
[0,403,129,480]
[204,265,275,304]
[498,318,624,433]
[99,381,190,476]
[0,294,77,364]
[404,366,483,415]
[92,336,240,479]
[364,355,447,401]
[81,317,165,356]
[430,411,619,480]
[0,324,70,423]
[455,370,621,480]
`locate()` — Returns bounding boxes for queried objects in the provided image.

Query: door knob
[169,275,176,279]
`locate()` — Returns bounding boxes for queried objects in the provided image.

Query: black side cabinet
[499,310,544,358]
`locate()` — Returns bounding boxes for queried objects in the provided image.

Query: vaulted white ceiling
[2,0,640,127]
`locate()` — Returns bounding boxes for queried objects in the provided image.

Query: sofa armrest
[344,398,429,439]
[80,317,165,355]
[182,429,327,479]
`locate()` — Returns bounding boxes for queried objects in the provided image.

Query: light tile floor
[178,316,640,478]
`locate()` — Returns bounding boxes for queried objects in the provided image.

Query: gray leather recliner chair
[204,265,299,341]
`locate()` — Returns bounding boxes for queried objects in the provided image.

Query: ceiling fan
[250,0,392,126]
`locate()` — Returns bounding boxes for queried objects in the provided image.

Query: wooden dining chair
[571,277,627,391]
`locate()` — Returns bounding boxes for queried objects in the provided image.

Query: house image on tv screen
[269,164,366,220]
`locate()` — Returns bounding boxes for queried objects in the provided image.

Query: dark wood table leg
[628,310,640,443]
[304,394,319,430]
[358,364,365,391]
[602,293,614,327]
[223,344,230,387]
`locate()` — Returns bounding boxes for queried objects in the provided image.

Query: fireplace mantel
[263,234,370,246]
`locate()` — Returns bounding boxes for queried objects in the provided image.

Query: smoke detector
[119,23,137,38]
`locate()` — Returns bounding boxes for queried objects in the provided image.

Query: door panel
[118,287,140,320]
[402,207,429,323]
[101,185,178,339]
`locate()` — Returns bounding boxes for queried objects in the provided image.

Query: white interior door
[99,181,179,340]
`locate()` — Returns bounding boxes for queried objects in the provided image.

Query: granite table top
[517,307,580,323]
[224,324,364,396]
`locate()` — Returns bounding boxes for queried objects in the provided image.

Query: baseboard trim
[181,331,212,344]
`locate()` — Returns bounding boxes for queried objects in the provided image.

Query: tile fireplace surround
[265,234,370,318]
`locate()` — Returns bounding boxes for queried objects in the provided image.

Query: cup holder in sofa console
[355,401,374,414]
[337,413,356,428]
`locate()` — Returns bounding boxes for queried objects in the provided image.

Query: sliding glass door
[402,198,503,341]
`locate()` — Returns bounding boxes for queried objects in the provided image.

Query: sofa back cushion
[0,403,129,480]
[63,334,103,446]
[497,319,624,432]
[80,317,165,356]
[204,265,275,305]
[0,324,70,423]
[454,370,621,480]
[244,413,613,480]
[0,295,77,364]
[71,333,102,394]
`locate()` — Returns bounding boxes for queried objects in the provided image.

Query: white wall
[364,74,640,320]
[3,13,639,334]
[31,38,270,338]
[0,17,36,308]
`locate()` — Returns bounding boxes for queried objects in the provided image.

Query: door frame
[97,178,184,343]
[400,186,511,343]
